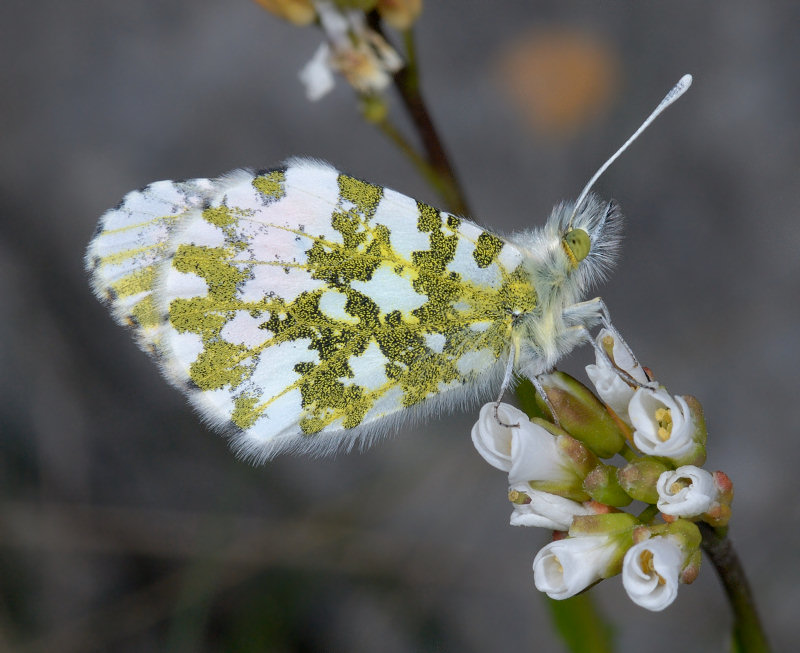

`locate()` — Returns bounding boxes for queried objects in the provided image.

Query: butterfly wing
[87,159,537,460]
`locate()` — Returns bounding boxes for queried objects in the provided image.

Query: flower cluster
[472,329,733,611]
[254,0,422,101]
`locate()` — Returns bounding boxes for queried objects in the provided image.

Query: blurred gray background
[2,1,798,651]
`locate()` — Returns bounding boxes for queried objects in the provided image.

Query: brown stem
[368,14,471,216]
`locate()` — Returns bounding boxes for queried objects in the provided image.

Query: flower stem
[366,14,471,216]
[619,444,638,463]
[699,524,771,652]
[545,594,614,653]
[374,117,456,205]
[636,504,660,524]
[392,28,471,215]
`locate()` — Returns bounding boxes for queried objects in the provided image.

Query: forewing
[86,176,215,365]
[87,159,537,460]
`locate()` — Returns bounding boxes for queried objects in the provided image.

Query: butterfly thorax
[508,197,617,378]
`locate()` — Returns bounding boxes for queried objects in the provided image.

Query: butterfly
[85,75,691,462]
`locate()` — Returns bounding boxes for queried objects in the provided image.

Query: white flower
[656,466,717,518]
[622,536,683,611]
[471,403,577,488]
[299,43,336,100]
[629,388,696,461]
[508,418,576,487]
[509,484,595,531]
[585,328,649,422]
[533,535,620,600]
[299,1,403,100]
[470,402,525,472]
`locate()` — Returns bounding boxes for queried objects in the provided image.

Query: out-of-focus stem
[391,28,470,215]
[700,524,770,653]
[375,117,454,203]
[365,12,471,216]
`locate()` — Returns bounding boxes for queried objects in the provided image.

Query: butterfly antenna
[568,74,693,228]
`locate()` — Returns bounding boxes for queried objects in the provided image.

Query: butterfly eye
[562,228,591,265]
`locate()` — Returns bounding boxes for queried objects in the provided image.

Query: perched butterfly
[86,75,691,462]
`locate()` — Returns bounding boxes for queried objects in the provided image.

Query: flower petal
[622,536,682,611]
[585,328,649,421]
[299,43,336,101]
[533,535,618,599]
[508,419,570,486]
[471,402,527,472]
[630,388,696,460]
[585,363,636,420]
[656,466,717,517]
[509,484,594,531]
[315,1,351,47]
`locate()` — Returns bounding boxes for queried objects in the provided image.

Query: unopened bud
[583,464,632,507]
[617,458,671,504]
[377,0,423,29]
[335,0,379,11]
[253,0,316,25]
[360,94,389,122]
[536,371,627,458]
[704,471,734,527]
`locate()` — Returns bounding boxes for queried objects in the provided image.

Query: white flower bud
[622,536,683,611]
[299,2,403,100]
[533,534,620,600]
[508,418,574,487]
[585,329,649,422]
[656,466,717,517]
[629,388,697,462]
[509,484,594,531]
[472,403,589,501]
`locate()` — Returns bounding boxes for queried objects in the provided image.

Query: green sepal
[570,512,639,538]
[583,464,633,507]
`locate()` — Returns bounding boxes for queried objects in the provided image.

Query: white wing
[87,159,536,460]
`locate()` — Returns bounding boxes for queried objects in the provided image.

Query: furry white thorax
[508,193,623,378]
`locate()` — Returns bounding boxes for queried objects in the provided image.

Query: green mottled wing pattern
[86,159,537,459]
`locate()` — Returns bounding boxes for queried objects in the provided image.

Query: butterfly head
[562,226,591,267]
[523,74,693,301]
[552,193,623,288]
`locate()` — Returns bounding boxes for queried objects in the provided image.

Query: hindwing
[87,159,538,459]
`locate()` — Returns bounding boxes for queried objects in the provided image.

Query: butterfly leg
[529,374,561,425]
[493,346,521,428]
[563,297,656,388]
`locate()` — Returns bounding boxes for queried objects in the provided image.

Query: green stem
[374,117,454,202]
[636,504,659,524]
[546,594,614,653]
[699,524,770,653]
[619,444,638,463]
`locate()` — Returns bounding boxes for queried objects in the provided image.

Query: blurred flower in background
[495,29,620,139]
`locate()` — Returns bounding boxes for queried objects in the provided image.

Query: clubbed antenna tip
[571,74,693,223]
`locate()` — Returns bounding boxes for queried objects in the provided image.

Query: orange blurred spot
[496,30,621,139]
